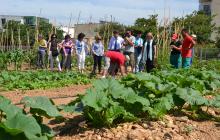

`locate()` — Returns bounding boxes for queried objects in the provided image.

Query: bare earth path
[0,84,90,105]
[1,85,220,140]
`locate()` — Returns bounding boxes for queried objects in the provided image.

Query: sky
[0,0,199,26]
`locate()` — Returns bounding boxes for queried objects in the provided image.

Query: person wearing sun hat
[170,33,182,68]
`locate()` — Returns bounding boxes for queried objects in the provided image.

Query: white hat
[192,34,197,38]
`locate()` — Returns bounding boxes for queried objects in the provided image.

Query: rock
[153,136,161,140]
[175,116,189,122]
[158,121,166,127]
[142,123,148,129]
[127,129,150,140]
[96,135,101,140]
[131,124,143,130]
[163,133,172,140]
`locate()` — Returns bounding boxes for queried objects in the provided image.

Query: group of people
[35,28,196,78]
[36,33,89,73]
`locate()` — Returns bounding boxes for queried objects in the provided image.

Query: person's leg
[177,54,182,69]
[67,54,72,70]
[49,54,54,71]
[81,52,86,71]
[92,55,98,74]
[170,54,175,68]
[98,56,102,73]
[182,58,190,69]
[77,54,82,71]
[55,56,62,71]
[37,51,41,68]
[129,52,135,73]
[60,53,64,70]
[41,51,46,69]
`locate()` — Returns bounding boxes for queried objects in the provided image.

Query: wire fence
[194,48,220,61]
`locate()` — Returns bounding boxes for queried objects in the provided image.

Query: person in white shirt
[91,35,104,75]
[123,30,136,73]
[134,31,144,73]
[75,33,88,73]
[108,31,124,52]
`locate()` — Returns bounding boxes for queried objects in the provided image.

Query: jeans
[37,50,46,69]
[49,52,61,71]
[92,55,102,74]
[61,53,72,70]
[135,47,142,72]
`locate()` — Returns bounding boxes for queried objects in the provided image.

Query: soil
[1,85,220,140]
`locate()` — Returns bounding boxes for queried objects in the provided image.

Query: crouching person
[102,51,126,78]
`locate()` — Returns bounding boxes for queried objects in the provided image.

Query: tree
[172,11,215,44]
[127,15,158,38]
[0,20,64,47]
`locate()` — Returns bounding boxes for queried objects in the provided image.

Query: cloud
[0,0,198,25]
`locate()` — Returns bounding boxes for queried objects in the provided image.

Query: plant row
[0,70,91,91]
[61,68,220,126]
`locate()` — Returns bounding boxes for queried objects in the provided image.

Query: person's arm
[108,37,113,50]
[125,37,134,46]
[48,42,51,55]
[120,65,126,77]
[172,45,182,51]
[189,39,196,49]
[154,45,157,59]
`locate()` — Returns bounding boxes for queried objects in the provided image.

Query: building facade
[0,15,49,30]
[199,0,220,40]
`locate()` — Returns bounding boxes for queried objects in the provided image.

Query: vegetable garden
[1,65,220,140]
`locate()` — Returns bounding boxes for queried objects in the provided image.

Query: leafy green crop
[62,68,220,126]
[0,95,60,140]
[0,70,91,91]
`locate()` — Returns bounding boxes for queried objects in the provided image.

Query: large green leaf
[82,89,109,112]
[21,96,61,118]
[0,113,42,140]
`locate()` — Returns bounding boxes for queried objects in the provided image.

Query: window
[1,18,6,25]
[203,5,211,15]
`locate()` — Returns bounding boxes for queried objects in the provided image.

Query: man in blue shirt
[108,31,124,52]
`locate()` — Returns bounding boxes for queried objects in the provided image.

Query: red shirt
[105,51,125,66]
[182,35,194,58]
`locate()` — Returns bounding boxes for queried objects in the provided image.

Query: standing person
[48,34,61,71]
[134,31,144,73]
[37,34,47,69]
[75,33,88,73]
[181,29,196,68]
[59,35,73,70]
[102,51,126,78]
[191,34,197,65]
[108,31,124,52]
[170,34,182,68]
[91,35,104,75]
[141,32,157,73]
[123,30,136,73]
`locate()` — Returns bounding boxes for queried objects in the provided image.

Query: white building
[199,0,220,40]
[59,26,75,38]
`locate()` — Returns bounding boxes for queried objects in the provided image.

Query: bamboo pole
[18,25,21,49]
